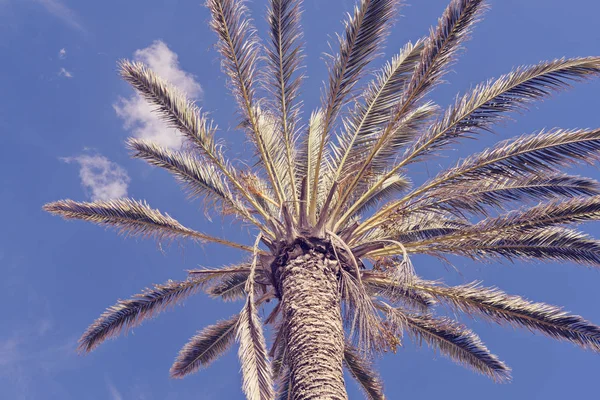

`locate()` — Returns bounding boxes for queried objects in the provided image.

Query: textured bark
[280,250,347,400]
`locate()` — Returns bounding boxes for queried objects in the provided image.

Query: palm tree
[44,0,600,398]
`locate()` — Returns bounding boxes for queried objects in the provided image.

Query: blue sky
[2,0,600,399]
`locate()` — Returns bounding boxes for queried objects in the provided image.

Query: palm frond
[119,60,217,153]
[119,60,274,225]
[276,368,291,400]
[406,227,600,267]
[332,39,425,179]
[364,127,600,234]
[333,0,489,225]
[207,270,251,301]
[350,174,412,217]
[385,305,511,382]
[471,196,600,233]
[362,271,436,312]
[412,174,600,217]
[403,0,486,108]
[403,57,600,165]
[207,0,286,207]
[344,342,385,400]
[266,0,304,213]
[413,281,600,352]
[310,0,400,220]
[127,138,255,217]
[297,110,326,223]
[340,269,387,351]
[43,198,255,252]
[78,278,207,352]
[171,314,239,378]
[236,236,275,400]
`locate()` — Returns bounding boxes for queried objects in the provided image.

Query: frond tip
[344,342,385,400]
[171,314,240,378]
[385,305,511,382]
[416,281,600,352]
[78,278,206,353]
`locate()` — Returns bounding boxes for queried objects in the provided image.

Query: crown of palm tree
[45,0,600,399]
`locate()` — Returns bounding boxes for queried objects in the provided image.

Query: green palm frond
[208,0,286,207]
[127,138,257,219]
[412,281,600,352]
[171,314,240,378]
[367,127,600,233]
[310,0,400,221]
[332,39,424,179]
[334,0,486,223]
[43,198,254,252]
[403,57,600,166]
[362,271,436,312]
[344,342,385,400]
[411,174,600,217]
[405,227,600,267]
[78,278,208,352]
[119,61,274,224]
[207,270,251,301]
[265,0,304,214]
[384,304,511,382]
[349,174,412,217]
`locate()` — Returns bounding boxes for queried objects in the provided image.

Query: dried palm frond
[332,39,424,179]
[403,57,600,165]
[256,109,295,201]
[310,0,400,220]
[384,304,511,382]
[170,314,240,378]
[276,368,291,400]
[208,0,286,207]
[344,342,385,400]
[79,278,207,352]
[236,237,275,400]
[412,281,600,352]
[43,198,254,252]
[340,269,387,351]
[265,0,304,212]
[411,174,600,217]
[297,110,328,222]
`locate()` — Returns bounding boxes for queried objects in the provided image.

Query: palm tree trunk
[279,249,347,400]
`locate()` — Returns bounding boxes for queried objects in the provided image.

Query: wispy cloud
[106,379,123,400]
[114,40,203,150]
[62,154,130,200]
[0,319,78,399]
[58,48,66,59]
[35,0,85,32]
[58,67,72,78]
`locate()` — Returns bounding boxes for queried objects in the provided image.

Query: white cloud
[62,154,130,201]
[58,47,66,59]
[58,67,72,78]
[114,40,203,150]
[35,0,85,32]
